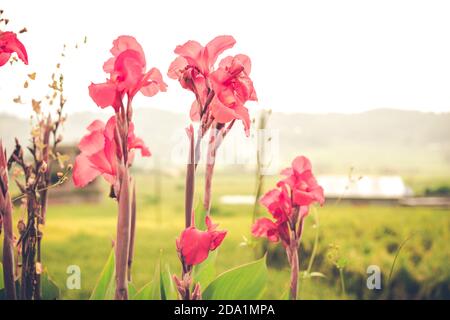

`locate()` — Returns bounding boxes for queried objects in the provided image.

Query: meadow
[18,172,449,300]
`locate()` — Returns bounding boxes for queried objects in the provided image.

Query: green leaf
[128,283,137,298]
[160,264,177,300]
[280,290,289,300]
[132,281,155,300]
[195,202,208,231]
[132,260,161,300]
[89,249,115,300]
[193,250,217,289]
[41,271,60,300]
[0,263,4,290]
[203,257,268,300]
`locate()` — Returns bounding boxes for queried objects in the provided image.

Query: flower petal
[78,127,105,155]
[0,31,28,65]
[72,154,101,188]
[291,156,312,174]
[88,82,118,109]
[0,52,11,67]
[110,35,145,66]
[167,56,188,79]
[140,67,167,97]
[205,35,236,69]
[179,227,212,266]
[251,218,279,242]
[174,40,203,70]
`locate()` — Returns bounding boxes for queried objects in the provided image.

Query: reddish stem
[115,165,131,300]
[127,179,136,282]
[185,128,196,228]
[1,189,16,300]
[289,241,299,300]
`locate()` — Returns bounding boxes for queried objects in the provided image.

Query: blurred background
[0,0,449,299]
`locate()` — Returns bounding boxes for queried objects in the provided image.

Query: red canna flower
[0,31,28,66]
[89,36,167,112]
[72,116,150,188]
[176,216,227,266]
[210,54,257,135]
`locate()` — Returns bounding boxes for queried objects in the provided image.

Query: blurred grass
[5,173,450,299]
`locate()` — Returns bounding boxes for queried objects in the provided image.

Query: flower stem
[1,189,16,300]
[289,243,299,300]
[115,165,131,300]
[185,127,196,228]
[204,129,217,216]
[127,179,136,282]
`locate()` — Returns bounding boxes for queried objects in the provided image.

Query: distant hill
[1,108,449,175]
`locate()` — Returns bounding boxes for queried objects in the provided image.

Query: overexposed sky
[0,0,449,118]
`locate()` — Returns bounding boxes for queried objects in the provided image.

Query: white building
[316,175,413,201]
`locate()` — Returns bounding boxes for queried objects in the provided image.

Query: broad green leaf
[89,249,115,300]
[193,250,217,289]
[132,281,159,300]
[132,260,161,300]
[41,271,60,300]
[160,264,177,300]
[203,257,268,300]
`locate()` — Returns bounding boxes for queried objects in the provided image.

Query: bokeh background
[0,0,449,299]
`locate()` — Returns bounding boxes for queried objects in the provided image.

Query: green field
[18,172,447,300]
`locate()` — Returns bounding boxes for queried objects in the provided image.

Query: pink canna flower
[210,54,257,134]
[176,216,227,266]
[89,36,167,111]
[252,208,307,248]
[168,35,256,134]
[260,182,293,223]
[72,116,150,188]
[168,35,236,122]
[251,155,324,300]
[279,156,325,206]
[0,31,28,66]
[252,156,324,245]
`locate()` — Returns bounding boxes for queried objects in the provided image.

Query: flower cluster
[168,35,257,135]
[252,156,325,247]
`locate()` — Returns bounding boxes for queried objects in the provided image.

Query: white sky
[0,0,449,118]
